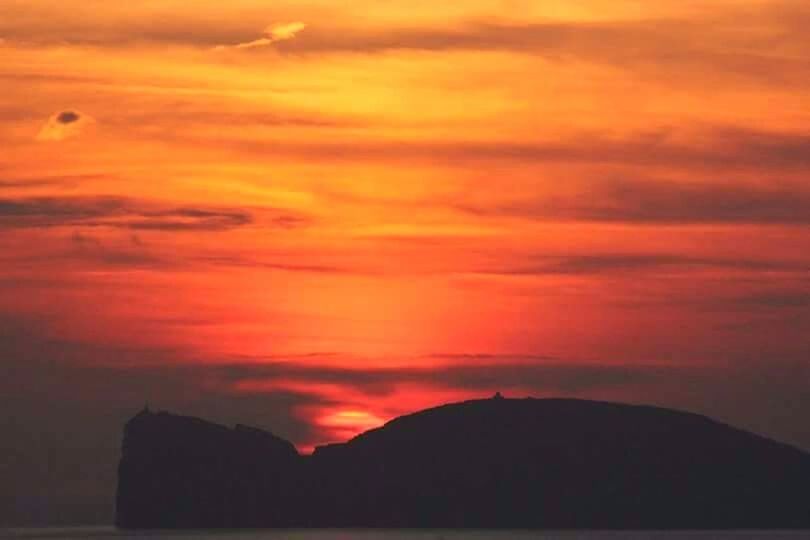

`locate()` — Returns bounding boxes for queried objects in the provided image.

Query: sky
[2,0,810,527]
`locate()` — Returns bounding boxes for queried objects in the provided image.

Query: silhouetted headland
[116,397,810,529]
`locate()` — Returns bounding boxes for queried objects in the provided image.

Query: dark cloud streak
[456,178,810,225]
[217,360,679,396]
[0,0,808,89]
[473,253,810,277]
[6,8,810,87]
[0,195,299,232]
[0,177,81,189]
[207,126,810,175]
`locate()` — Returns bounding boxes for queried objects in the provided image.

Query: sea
[2,529,809,540]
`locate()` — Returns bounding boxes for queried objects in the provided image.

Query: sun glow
[316,409,386,442]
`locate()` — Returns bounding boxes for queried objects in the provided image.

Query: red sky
[1,0,809,525]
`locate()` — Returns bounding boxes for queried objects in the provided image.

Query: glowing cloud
[214,22,306,51]
[36,110,93,142]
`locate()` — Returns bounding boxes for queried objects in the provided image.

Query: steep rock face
[115,409,301,528]
[116,398,810,529]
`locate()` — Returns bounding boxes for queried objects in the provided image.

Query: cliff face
[115,409,301,528]
[116,398,810,529]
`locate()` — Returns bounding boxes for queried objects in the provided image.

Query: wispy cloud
[3,3,810,91]
[473,253,810,277]
[456,178,810,225]
[213,22,306,51]
[218,360,681,397]
[0,196,258,232]
[186,126,810,175]
[0,174,95,189]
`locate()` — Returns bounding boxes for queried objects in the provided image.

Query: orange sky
[2,0,810,457]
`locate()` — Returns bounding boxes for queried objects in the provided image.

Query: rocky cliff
[116,398,810,529]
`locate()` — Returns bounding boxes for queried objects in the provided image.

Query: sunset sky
[2,0,810,526]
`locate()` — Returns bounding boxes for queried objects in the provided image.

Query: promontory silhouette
[116,397,810,529]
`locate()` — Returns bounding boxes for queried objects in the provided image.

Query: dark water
[3,528,809,540]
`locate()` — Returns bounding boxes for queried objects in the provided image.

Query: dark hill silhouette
[116,397,810,529]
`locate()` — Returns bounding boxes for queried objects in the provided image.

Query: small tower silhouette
[493,391,504,400]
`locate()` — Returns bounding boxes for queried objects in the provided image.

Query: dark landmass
[116,397,810,529]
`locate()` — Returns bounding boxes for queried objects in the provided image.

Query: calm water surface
[3,528,809,540]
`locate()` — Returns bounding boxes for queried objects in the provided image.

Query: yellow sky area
[6,38,809,140]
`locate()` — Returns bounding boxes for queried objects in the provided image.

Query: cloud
[36,110,93,142]
[0,196,258,231]
[732,290,810,310]
[0,173,104,190]
[3,3,810,90]
[0,178,74,190]
[198,255,346,274]
[217,361,677,397]
[474,253,809,277]
[56,111,80,124]
[198,125,810,175]
[126,207,253,231]
[65,230,174,269]
[266,22,307,43]
[259,13,810,87]
[214,22,306,51]
[456,177,810,225]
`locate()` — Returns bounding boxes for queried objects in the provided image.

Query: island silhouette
[116,396,810,529]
